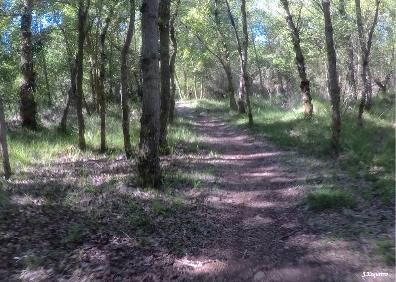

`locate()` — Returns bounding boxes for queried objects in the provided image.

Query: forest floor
[0,101,394,281]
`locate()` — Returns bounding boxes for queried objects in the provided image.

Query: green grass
[7,105,140,170]
[307,187,356,211]
[167,116,199,153]
[377,240,396,266]
[198,94,395,205]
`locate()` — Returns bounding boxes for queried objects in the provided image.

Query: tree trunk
[121,0,135,159]
[42,50,51,106]
[224,64,237,110]
[59,59,77,131]
[251,28,266,97]
[168,0,181,123]
[19,0,38,130]
[213,0,237,111]
[200,76,204,98]
[338,0,357,101]
[75,0,90,150]
[86,33,98,112]
[138,0,161,188]
[183,69,188,98]
[355,0,380,125]
[98,9,113,152]
[59,27,77,132]
[194,75,198,99]
[365,65,373,110]
[240,0,253,125]
[0,97,11,179]
[225,0,249,116]
[375,71,393,93]
[347,37,357,100]
[159,0,171,151]
[322,0,341,151]
[280,0,313,117]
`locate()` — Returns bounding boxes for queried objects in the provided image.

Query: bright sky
[254,0,282,14]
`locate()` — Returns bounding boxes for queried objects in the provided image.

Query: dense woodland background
[0,0,395,280]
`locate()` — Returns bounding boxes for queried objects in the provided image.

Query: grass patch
[377,240,395,266]
[307,187,356,211]
[198,95,395,205]
[62,223,85,244]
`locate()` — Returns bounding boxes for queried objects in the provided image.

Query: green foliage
[377,240,396,266]
[63,223,85,244]
[307,187,356,211]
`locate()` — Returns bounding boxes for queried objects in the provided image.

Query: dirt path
[166,102,394,282]
[0,102,393,281]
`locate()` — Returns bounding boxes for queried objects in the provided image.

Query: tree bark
[42,50,51,106]
[19,0,38,130]
[159,0,171,151]
[75,0,90,150]
[98,8,114,152]
[0,97,11,179]
[59,59,77,131]
[59,27,75,131]
[121,0,135,159]
[347,37,357,100]
[86,34,98,112]
[365,65,373,110]
[225,0,245,113]
[225,0,252,120]
[322,0,341,151]
[355,0,380,125]
[338,0,357,100]
[251,29,267,97]
[138,0,161,188]
[168,0,181,124]
[214,0,237,111]
[240,0,253,125]
[280,0,313,117]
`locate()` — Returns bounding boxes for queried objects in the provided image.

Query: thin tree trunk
[240,0,253,125]
[42,50,51,106]
[280,0,313,117]
[75,0,90,150]
[138,0,161,188]
[0,97,11,179]
[251,28,266,97]
[59,28,76,132]
[338,0,357,100]
[121,0,135,159]
[214,0,237,110]
[365,65,373,110]
[224,65,237,110]
[98,8,114,152]
[194,75,198,99]
[169,0,181,124]
[347,37,357,100]
[19,0,37,129]
[86,34,98,110]
[109,40,114,99]
[59,60,77,131]
[183,69,188,98]
[200,76,203,98]
[355,0,380,125]
[225,0,250,116]
[322,0,341,151]
[159,0,171,150]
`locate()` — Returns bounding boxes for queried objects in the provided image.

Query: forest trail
[167,102,394,282]
[0,102,393,282]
